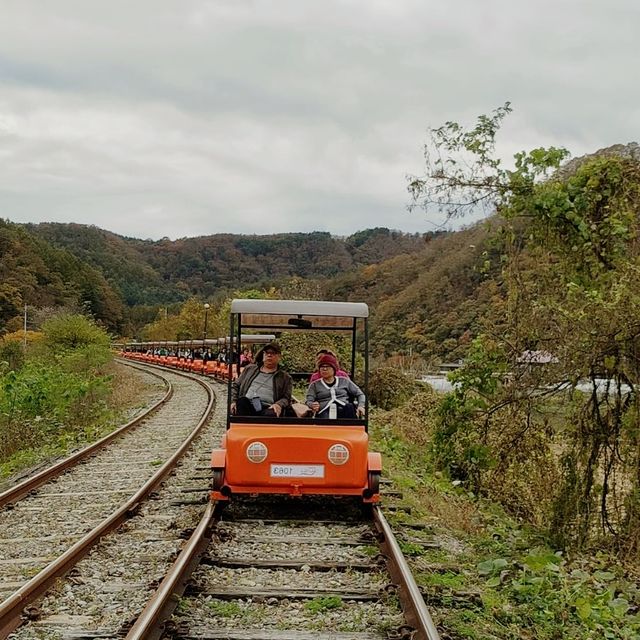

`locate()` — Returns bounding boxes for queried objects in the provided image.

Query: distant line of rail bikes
[119,299,382,505]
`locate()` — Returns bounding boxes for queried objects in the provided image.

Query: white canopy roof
[231,299,369,318]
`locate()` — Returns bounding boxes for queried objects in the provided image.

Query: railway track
[126,496,441,640]
[1,362,442,639]
[0,363,220,638]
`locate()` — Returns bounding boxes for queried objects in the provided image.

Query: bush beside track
[0,314,159,479]
[369,388,640,640]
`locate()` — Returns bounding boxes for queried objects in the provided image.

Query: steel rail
[124,501,220,640]
[0,367,216,638]
[127,503,441,640]
[373,505,441,640]
[0,362,172,509]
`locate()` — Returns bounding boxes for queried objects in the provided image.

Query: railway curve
[0,363,218,638]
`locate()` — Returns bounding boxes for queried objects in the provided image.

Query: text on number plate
[270,464,325,478]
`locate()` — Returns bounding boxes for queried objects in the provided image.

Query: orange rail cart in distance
[210,299,381,503]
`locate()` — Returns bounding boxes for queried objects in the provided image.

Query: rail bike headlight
[327,443,349,465]
[246,441,268,463]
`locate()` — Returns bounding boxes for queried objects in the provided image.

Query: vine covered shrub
[432,337,506,489]
[369,366,421,410]
[408,103,640,553]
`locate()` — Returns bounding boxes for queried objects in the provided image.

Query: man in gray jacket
[230,342,292,417]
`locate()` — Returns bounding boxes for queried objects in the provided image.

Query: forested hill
[4,215,496,352]
[24,223,179,307]
[326,220,501,362]
[0,219,124,332]
[26,224,434,306]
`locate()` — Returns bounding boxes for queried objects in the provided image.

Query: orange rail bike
[118,334,274,381]
[210,299,381,503]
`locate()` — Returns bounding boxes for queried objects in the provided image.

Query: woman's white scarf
[320,379,346,409]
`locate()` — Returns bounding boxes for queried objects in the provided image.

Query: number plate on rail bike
[270,464,325,478]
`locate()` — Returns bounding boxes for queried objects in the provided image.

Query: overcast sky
[1,1,638,240]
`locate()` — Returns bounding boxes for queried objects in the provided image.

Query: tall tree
[409,105,640,553]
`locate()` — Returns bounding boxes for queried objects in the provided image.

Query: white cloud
[0,0,638,239]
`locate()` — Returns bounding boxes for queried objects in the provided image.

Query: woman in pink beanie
[306,353,365,419]
[309,349,349,382]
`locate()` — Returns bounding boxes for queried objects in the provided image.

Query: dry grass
[370,388,487,537]
[385,388,440,446]
[105,361,162,419]
[415,482,486,537]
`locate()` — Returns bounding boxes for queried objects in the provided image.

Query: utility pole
[203,303,210,348]
[23,304,27,350]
